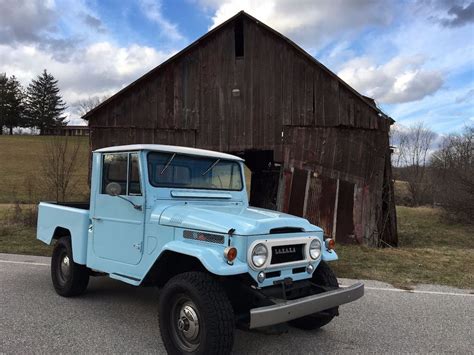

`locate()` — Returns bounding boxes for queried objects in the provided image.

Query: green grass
[332,206,474,289]
[0,204,51,257]
[0,135,90,203]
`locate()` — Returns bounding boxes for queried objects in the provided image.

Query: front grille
[271,244,305,264]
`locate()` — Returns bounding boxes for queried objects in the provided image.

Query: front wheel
[51,237,89,297]
[158,272,234,354]
[289,261,339,330]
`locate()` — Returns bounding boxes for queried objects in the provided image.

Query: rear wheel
[51,237,89,297]
[158,272,234,354]
[289,261,339,330]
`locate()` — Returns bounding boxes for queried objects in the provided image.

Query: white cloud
[198,0,395,51]
[0,42,173,122]
[0,0,178,125]
[0,0,58,45]
[138,0,185,42]
[338,55,444,104]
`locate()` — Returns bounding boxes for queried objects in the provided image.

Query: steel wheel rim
[170,295,201,352]
[57,250,71,285]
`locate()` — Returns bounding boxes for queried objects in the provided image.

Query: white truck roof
[93,144,244,161]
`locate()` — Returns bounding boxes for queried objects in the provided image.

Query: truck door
[93,152,145,265]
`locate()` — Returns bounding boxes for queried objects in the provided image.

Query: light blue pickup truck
[37,144,363,354]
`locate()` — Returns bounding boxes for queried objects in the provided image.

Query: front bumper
[249,282,364,329]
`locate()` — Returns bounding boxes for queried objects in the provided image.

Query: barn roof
[83,11,392,123]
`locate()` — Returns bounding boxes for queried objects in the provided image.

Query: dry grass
[0,204,51,256]
[0,135,90,203]
[332,206,474,289]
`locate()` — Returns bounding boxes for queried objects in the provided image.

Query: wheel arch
[50,225,87,265]
[143,250,207,287]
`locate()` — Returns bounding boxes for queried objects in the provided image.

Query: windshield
[147,152,243,191]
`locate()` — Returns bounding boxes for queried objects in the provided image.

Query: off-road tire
[51,236,89,297]
[289,261,339,330]
[158,272,234,354]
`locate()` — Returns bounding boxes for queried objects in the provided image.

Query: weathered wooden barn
[84,11,397,247]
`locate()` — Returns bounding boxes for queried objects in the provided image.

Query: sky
[0,0,472,134]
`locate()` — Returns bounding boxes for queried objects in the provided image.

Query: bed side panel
[36,202,90,264]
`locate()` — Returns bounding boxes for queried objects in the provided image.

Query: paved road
[1,253,473,354]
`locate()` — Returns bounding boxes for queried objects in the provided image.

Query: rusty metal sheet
[288,168,307,216]
[336,180,355,244]
[318,176,337,238]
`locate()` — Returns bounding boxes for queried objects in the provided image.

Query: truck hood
[157,204,321,235]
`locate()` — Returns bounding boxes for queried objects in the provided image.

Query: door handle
[92,217,102,221]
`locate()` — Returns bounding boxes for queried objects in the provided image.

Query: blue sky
[0,0,472,134]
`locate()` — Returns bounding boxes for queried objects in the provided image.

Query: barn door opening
[240,150,280,210]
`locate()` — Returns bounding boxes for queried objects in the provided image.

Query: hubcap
[178,304,200,341]
[58,253,71,283]
[171,297,201,352]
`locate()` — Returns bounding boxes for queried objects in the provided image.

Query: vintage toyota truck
[37,144,363,354]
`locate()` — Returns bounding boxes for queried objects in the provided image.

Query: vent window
[234,18,244,58]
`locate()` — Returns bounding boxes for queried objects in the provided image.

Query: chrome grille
[270,244,305,264]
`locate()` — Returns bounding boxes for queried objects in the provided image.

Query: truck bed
[52,202,90,210]
[36,202,90,264]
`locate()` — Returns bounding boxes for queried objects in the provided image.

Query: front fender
[162,240,249,276]
[322,248,338,261]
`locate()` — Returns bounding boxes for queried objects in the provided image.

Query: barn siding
[87,13,397,246]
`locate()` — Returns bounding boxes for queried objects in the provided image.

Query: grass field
[332,206,474,289]
[0,135,90,203]
[0,204,51,256]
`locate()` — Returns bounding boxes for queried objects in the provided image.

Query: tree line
[0,70,67,135]
[392,123,473,223]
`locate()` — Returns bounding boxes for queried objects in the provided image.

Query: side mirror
[104,182,142,211]
[105,182,122,196]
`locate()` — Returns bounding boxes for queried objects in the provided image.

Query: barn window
[234,17,244,58]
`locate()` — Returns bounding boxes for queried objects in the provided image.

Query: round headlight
[251,243,268,268]
[309,239,321,260]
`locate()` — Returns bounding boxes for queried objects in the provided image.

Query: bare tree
[76,95,108,119]
[431,125,473,222]
[40,137,82,202]
[392,122,436,205]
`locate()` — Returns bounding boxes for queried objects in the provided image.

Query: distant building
[43,125,89,136]
[83,12,397,247]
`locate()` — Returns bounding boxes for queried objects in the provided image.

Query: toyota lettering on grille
[274,246,296,255]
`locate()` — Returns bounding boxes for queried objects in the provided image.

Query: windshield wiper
[160,153,176,175]
[202,159,220,176]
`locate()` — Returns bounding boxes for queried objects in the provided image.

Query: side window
[102,153,128,194]
[102,153,142,196]
[128,153,142,195]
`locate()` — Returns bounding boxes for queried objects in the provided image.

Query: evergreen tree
[4,75,25,135]
[26,70,67,135]
[0,73,8,135]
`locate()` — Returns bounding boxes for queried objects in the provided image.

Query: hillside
[0,136,90,203]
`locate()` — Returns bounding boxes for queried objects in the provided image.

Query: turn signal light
[325,238,335,250]
[224,247,238,262]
